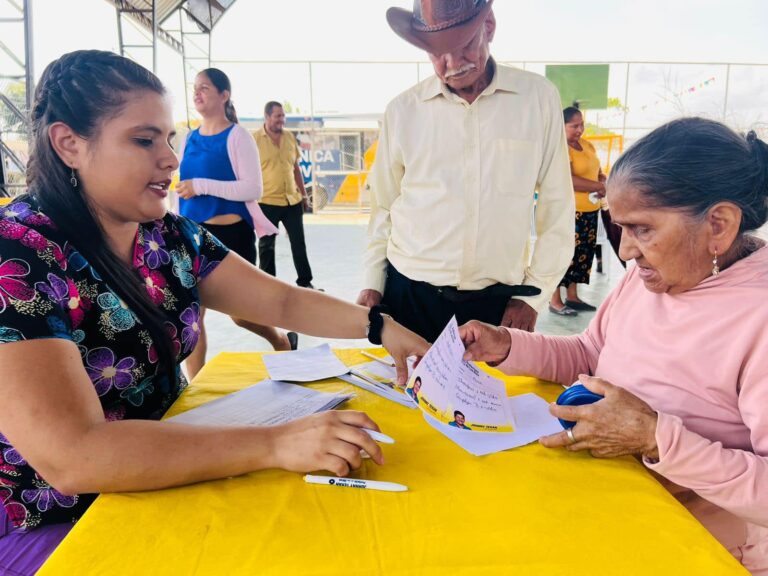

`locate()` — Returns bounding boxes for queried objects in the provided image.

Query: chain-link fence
[4,58,767,204]
[292,129,378,212]
[219,59,767,213]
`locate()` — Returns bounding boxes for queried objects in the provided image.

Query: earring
[69,168,78,188]
[712,249,720,277]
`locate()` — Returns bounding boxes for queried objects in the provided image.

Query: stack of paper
[338,361,417,409]
[167,380,354,427]
[262,344,349,382]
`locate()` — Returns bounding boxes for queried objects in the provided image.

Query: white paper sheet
[423,393,562,456]
[167,380,354,427]
[262,344,349,382]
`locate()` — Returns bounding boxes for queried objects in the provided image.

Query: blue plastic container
[556,383,603,429]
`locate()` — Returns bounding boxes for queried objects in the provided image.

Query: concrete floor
[200,214,627,363]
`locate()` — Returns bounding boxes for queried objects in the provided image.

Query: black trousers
[200,220,256,265]
[382,265,510,343]
[258,202,313,286]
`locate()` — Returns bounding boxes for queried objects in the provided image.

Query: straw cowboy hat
[386,0,494,54]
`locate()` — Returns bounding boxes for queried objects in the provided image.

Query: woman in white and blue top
[174,68,295,379]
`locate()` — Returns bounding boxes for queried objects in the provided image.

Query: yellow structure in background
[330,133,621,206]
[332,140,378,204]
[585,134,624,173]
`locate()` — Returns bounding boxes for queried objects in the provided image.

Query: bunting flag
[603,76,716,119]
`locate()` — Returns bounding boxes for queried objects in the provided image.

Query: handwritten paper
[166,380,354,427]
[262,344,349,382]
[407,317,514,432]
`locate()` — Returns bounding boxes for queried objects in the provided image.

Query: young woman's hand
[267,411,385,476]
[176,180,197,199]
[380,317,430,387]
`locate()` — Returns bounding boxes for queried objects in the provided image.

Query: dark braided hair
[26,49,176,390]
[610,117,768,234]
[199,68,238,124]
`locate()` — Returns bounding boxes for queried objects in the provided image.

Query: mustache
[445,63,477,78]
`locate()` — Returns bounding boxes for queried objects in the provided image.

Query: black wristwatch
[366,305,391,345]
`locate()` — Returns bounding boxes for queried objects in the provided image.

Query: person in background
[460,117,768,574]
[357,0,574,341]
[549,105,605,316]
[174,69,296,380]
[0,50,429,575]
[254,102,320,290]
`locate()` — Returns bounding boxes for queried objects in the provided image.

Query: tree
[0,81,28,136]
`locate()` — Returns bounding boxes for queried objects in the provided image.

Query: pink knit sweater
[497,244,768,574]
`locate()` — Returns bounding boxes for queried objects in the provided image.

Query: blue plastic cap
[556,383,604,429]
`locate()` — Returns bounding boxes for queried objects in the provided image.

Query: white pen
[304,475,408,492]
[361,428,395,444]
[361,351,396,367]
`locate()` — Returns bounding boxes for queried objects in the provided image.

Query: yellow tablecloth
[39,350,746,575]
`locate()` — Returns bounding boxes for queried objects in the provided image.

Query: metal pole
[722,64,731,122]
[621,62,630,144]
[23,0,33,113]
[308,62,317,213]
[151,0,157,74]
[180,10,191,129]
[116,7,124,57]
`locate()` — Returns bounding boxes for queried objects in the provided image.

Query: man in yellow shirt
[254,101,318,289]
[357,0,574,341]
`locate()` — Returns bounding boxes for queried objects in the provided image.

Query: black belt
[386,264,541,304]
[434,283,541,303]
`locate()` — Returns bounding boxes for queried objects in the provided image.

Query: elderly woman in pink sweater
[460,118,768,574]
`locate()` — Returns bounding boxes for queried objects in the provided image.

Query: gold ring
[566,428,576,444]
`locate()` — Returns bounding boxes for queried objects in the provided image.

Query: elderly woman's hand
[539,374,660,460]
[459,320,511,365]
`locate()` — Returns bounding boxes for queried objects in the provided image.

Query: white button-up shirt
[363,62,575,312]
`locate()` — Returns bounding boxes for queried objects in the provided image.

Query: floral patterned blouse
[0,195,229,530]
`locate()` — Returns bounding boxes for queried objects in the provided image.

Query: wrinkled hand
[501,299,537,332]
[459,320,511,365]
[539,374,659,459]
[269,410,384,476]
[356,289,382,308]
[380,316,429,387]
[176,180,197,199]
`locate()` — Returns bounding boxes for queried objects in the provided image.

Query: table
[39,349,747,575]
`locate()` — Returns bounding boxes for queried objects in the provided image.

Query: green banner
[545,64,610,110]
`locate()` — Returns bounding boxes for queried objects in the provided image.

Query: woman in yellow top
[550,106,605,315]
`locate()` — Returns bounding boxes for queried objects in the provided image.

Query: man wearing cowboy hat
[357,0,574,342]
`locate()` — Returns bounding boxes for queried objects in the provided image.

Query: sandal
[548,305,579,316]
[564,299,597,312]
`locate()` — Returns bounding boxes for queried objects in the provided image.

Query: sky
[2,0,768,127]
